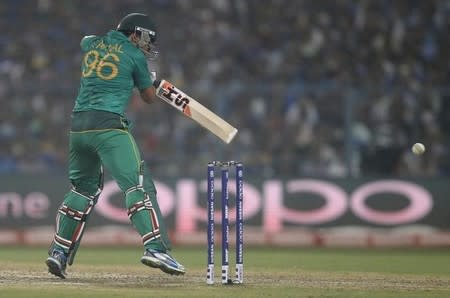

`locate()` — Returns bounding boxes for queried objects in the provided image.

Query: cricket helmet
[117,13,158,59]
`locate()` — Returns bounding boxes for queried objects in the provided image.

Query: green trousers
[52,128,171,256]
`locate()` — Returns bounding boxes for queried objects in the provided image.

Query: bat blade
[155,80,238,144]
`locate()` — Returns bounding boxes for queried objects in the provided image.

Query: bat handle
[153,79,161,88]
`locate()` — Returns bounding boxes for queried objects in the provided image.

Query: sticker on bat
[159,82,191,113]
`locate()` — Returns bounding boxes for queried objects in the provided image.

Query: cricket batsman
[45,13,185,278]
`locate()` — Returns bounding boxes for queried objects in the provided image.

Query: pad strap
[127,193,153,218]
[58,190,96,220]
[53,189,97,252]
[127,193,161,245]
[53,234,73,250]
[125,185,144,196]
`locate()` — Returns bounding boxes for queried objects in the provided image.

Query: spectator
[0,0,448,178]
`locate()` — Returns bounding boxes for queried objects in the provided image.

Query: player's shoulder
[80,35,98,50]
[129,46,147,62]
[120,41,146,63]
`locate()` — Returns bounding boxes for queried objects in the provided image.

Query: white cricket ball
[412,143,425,155]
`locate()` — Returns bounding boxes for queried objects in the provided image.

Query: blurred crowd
[0,0,449,178]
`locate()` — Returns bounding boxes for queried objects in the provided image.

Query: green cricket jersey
[73,30,152,116]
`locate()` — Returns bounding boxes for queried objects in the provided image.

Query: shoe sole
[140,256,185,276]
[46,257,66,279]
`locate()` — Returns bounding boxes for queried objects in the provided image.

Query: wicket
[206,161,244,285]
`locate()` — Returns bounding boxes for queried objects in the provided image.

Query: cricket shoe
[141,249,186,275]
[46,250,68,279]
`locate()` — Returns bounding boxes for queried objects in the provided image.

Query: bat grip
[153,79,161,88]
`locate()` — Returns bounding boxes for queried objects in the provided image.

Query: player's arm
[140,86,156,104]
[139,79,161,104]
[134,53,160,104]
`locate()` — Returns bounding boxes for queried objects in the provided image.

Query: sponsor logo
[94,179,433,232]
[0,179,434,232]
[160,82,190,112]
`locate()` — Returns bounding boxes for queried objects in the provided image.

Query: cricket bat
[155,79,238,144]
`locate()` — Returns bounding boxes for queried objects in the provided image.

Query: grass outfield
[0,246,449,297]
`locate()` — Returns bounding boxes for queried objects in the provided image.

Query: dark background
[0,0,448,180]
